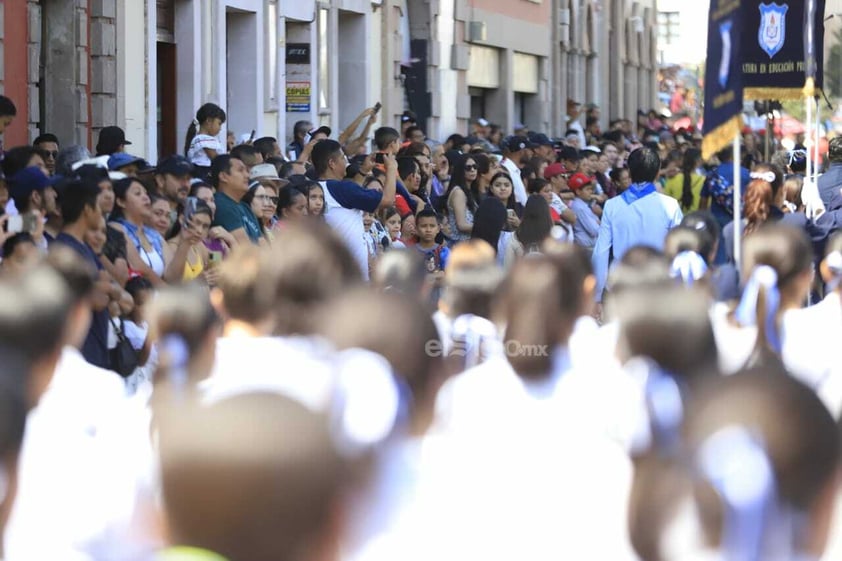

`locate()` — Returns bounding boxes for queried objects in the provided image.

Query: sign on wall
[286,81,311,112]
[286,44,311,65]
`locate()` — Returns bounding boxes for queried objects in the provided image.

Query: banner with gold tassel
[703,0,745,160]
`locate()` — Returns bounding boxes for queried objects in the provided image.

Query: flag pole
[806,85,814,194]
[733,135,742,270]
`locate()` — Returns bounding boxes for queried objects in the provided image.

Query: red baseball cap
[544,162,568,180]
[567,173,595,191]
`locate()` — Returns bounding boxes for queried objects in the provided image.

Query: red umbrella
[774,115,805,136]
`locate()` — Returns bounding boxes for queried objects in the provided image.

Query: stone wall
[90,0,117,144]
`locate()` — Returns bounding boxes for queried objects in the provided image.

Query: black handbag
[109,317,140,378]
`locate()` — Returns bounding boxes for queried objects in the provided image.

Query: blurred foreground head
[213,221,360,336]
[629,370,841,561]
[158,393,349,561]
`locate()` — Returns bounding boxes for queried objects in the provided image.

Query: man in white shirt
[500,136,532,206]
[314,140,396,280]
[592,147,683,310]
[566,99,587,149]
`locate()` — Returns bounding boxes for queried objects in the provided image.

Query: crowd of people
[2,89,842,561]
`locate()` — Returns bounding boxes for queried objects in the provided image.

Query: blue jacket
[818,163,842,206]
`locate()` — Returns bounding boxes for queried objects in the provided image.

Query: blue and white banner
[703,0,744,159]
[741,0,826,99]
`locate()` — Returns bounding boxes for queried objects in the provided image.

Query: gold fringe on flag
[744,86,823,101]
[702,115,743,161]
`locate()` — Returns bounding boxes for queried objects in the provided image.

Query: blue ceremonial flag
[703,1,745,160]
[740,0,826,100]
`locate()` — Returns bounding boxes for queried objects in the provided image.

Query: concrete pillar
[225,9,263,141]
[115,0,149,157]
[337,10,367,131]
[486,48,513,131]
[174,0,202,156]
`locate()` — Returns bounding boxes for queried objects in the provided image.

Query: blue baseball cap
[108,153,146,171]
[7,167,60,200]
[156,154,193,177]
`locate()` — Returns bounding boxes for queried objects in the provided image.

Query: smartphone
[249,129,256,143]
[5,215,23,234]
[507,209,516,220]
[208,251,223,267]
[183,197,199,230]
[373,102,382,115]
[375,153,386,164]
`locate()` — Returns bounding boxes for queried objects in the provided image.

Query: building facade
[0,0,657,161]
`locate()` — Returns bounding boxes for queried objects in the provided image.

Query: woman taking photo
[166,197,213,284]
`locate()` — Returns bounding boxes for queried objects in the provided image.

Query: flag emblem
[719,20,733,89]
[758,3,788,58]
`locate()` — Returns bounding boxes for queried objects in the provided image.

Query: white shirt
[186,134,222,167]
[783,293,842,418]
[592,191,683,302]
[321,180,383,282]
[500,158,528,206]
[568,119,587,149]
[709,302,756,375]
[202,335,399,451]
[431,351,638,561]
[5,347,132,561]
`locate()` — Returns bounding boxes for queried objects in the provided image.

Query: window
[266,0,278,109]
[657,11,679,47]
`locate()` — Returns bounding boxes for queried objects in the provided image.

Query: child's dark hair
[664,225,714,265]
[489,171,518,211]
[184,103,226,156]
[277,185,306,218]
[527,178,550,195]
[0,95,17,118]
[380,206,400,225]
[126,276,154,303]
[374,127,400,151]
[2,232,33,260]
[415,208,438,223]
[517,195,553,247]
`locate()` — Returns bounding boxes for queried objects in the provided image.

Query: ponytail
[184,103,227,156]
[680,148,700,211]
[743,179,773,237]
[183,120,198,157]
[735,265,783,370]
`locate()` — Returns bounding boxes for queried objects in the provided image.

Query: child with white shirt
[184,103,227,180]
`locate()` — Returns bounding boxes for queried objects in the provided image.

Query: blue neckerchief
[621,181,657,205]
[117,218,164,258]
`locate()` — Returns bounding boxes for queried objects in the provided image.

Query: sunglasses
[44,150,59,159]
[464,164,478,171]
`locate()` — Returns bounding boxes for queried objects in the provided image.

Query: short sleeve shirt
[322,180,383,280]
[51,233,110,369]
[213,191,263,244]
[188,134,223,167]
